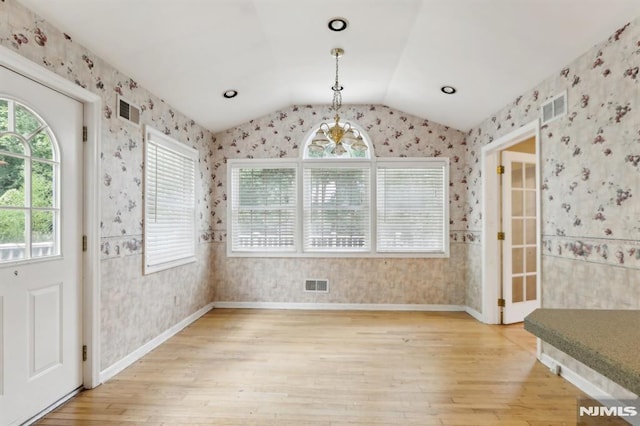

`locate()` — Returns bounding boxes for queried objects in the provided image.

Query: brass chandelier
[308,48,368,157]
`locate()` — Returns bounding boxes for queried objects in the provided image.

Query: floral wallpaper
[463,16,639,394]
[4,0,638,389]
[1,0,216,369]
[465,17,640,309]
[209,104,470,305]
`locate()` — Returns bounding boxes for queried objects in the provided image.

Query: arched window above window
[302,120,373,160]
[228,119,449,258]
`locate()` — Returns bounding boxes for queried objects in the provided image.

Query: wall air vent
[540,91,567,125]
[117,95,141,127]
[304,279,329,293]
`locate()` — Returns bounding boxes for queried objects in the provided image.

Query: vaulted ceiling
[16,0,640,132]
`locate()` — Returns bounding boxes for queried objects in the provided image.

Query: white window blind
[377,162,447,253]
[144,126,197,274]
[303,166,370,252]
[230,166,297,252]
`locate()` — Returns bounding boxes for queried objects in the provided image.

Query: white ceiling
[17,0,640,132]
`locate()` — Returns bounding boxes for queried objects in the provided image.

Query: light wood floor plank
[37,309,608,425]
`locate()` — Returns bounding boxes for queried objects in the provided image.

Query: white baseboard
[540,352,640,425]
[464,306,483,322]
[540,353,613,399]
[214,301,467,312]
[99,302,214,384]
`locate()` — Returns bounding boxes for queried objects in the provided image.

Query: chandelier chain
[305,47,368,158]
[332,50,342,112]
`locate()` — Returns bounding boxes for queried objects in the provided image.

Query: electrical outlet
[173,295,178,306]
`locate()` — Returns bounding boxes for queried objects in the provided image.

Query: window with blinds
[227,158,449,257]
[144,126,198,274]
[376,161,448,254]
[230,166,297,252]
[303,166,371,252]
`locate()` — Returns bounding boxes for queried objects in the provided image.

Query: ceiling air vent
[117,95,141,127]
[304,279,329,293]
[540,91,567,125]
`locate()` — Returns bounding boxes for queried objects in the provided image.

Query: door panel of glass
[501,150,539,324]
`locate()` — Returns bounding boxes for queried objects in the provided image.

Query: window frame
[227,159,299,255]
[0,97,61,265]
[302,161,372,254]
[375,158,450,256]
[143,125,198,274]
[227,157,449,258]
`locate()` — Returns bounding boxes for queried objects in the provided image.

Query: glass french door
[501,151,539,324]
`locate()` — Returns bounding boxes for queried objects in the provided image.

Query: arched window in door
[0,98,60,262]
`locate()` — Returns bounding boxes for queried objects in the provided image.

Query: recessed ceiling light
[223,89,238,99]
[441,86,457,95]
[328,17,349,32]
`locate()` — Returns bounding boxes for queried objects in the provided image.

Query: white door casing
[0,42,102,394]
[500,151,539,324]
[480,119,540,325]
[0,65,83,425]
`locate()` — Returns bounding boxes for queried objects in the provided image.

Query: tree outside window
[0,99,58,261]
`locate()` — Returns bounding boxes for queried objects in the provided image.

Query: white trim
[21,387,83,426]
[480,119,540,324]
[540,353,608,398]
[227,160,299,257]
[0,49,101,102]
[0,45,102,388]
[227,157,450,258]
[143,125,198,275]
[214,302,466,312]
[539,353,639,414]
[376,158,450,257]
[225,251,451,259]
[99,303,214,383]
[82,94,102,389]
[464,306,483,322]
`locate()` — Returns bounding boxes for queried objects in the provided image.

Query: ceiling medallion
[308,48,367,158]
[327,17,349,32]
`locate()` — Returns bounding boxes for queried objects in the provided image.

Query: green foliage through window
[0,98,57,252]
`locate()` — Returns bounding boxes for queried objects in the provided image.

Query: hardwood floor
[38,309,593,425]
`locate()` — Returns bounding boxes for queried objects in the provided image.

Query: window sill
[226,250,450,259]
[144,255,197,275]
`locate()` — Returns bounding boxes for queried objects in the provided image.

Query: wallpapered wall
[1,0,217,369]
[4,0,639,386]
[474,16,639,397]
[465,16,640,314]
[209,105,469,305]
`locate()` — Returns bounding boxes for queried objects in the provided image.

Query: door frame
[480,119,541,324]
[0,45,101,388]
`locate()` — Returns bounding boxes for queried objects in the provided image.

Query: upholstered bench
[524,309,640,396]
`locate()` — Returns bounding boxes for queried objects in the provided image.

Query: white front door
[501,151,539,324]
[0,65,83,425]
